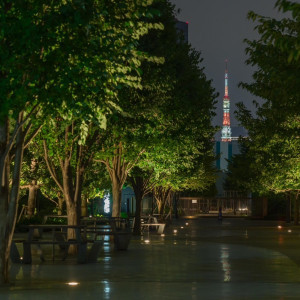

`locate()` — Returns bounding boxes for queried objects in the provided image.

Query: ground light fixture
[67,282,79,286]
[144,239,150,244]
[278,225,282,229]
[185,223,189,226]
[288,229,292,233]
[173,229,177,234]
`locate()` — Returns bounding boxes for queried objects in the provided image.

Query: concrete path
[1,218,300,299]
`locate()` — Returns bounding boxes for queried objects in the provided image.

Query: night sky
[169,0,285,127]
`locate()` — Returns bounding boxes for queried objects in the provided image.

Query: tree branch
[43,140,64,193]
[1,103,39,165]
[24,124,43,149]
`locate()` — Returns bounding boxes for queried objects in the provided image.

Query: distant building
[215,140,240,171]
[215,126,248,142]
[175,20,188,43]
[221,60,232,142]
[214,61,247,197]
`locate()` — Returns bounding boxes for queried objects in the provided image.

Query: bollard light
[173,229,177,234]
[144,239,150,244]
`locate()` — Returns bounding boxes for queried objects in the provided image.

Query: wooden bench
[139,216,166,234]
[141,223,166,234]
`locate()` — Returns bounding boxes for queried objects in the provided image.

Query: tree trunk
[43,127,85,255]
[66,200,79,236]
[62,165,82,254]
[128,170,153,235]
[133,193,142,235]
[112,183,121,218]
[153,187,172,220]
[58,196,64,215]
[159,201,166,216]
[81,198,88,217]
[27,181,38,217]
[0,117,25,284]
[103,143,134,218]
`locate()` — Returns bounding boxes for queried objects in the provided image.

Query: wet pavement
[1,217,300,299]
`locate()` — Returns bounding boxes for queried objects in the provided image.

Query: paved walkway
[1,217,300,299]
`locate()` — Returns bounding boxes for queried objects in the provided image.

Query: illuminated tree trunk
[103,143,130,218]
[153,187,172,220]
[62,164,81,245]
[0,115,25,284]
[27,181,38,217]
[81,198,88,217]
[57,192,64,215]
[43,127,85,254]
[111,186,122,218]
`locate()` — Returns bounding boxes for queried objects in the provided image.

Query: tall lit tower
[221,60,232,142]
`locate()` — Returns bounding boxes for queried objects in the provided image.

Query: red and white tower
[221,60,232,142]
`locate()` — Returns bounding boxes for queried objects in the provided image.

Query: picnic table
[82,217,132,250]
[11,225,90,264]
[11,221,132,264]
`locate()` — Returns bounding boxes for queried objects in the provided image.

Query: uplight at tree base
[67,282,79,286]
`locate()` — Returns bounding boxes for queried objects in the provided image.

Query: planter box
[114,232,131,250]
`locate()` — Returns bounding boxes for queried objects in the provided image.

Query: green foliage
[236,0,300,195]
[132,0,217,193]
[43,217,67,225]
[20,0,163,211]
[93,0,217,199]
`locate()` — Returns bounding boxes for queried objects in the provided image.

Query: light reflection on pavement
[2,218,300,300]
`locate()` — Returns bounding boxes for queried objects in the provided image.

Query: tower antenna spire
[221,59,232,142]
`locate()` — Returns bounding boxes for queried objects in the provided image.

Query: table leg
[22,242,32,264]
[77,242,87,264]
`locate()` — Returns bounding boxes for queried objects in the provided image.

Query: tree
[0,0,58,283]
[236,0,300,223]
[0,0,160,283]
[94,0,216,220]
[40,0,163,228]
[123,0,217,224]
[128,167,155,235]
